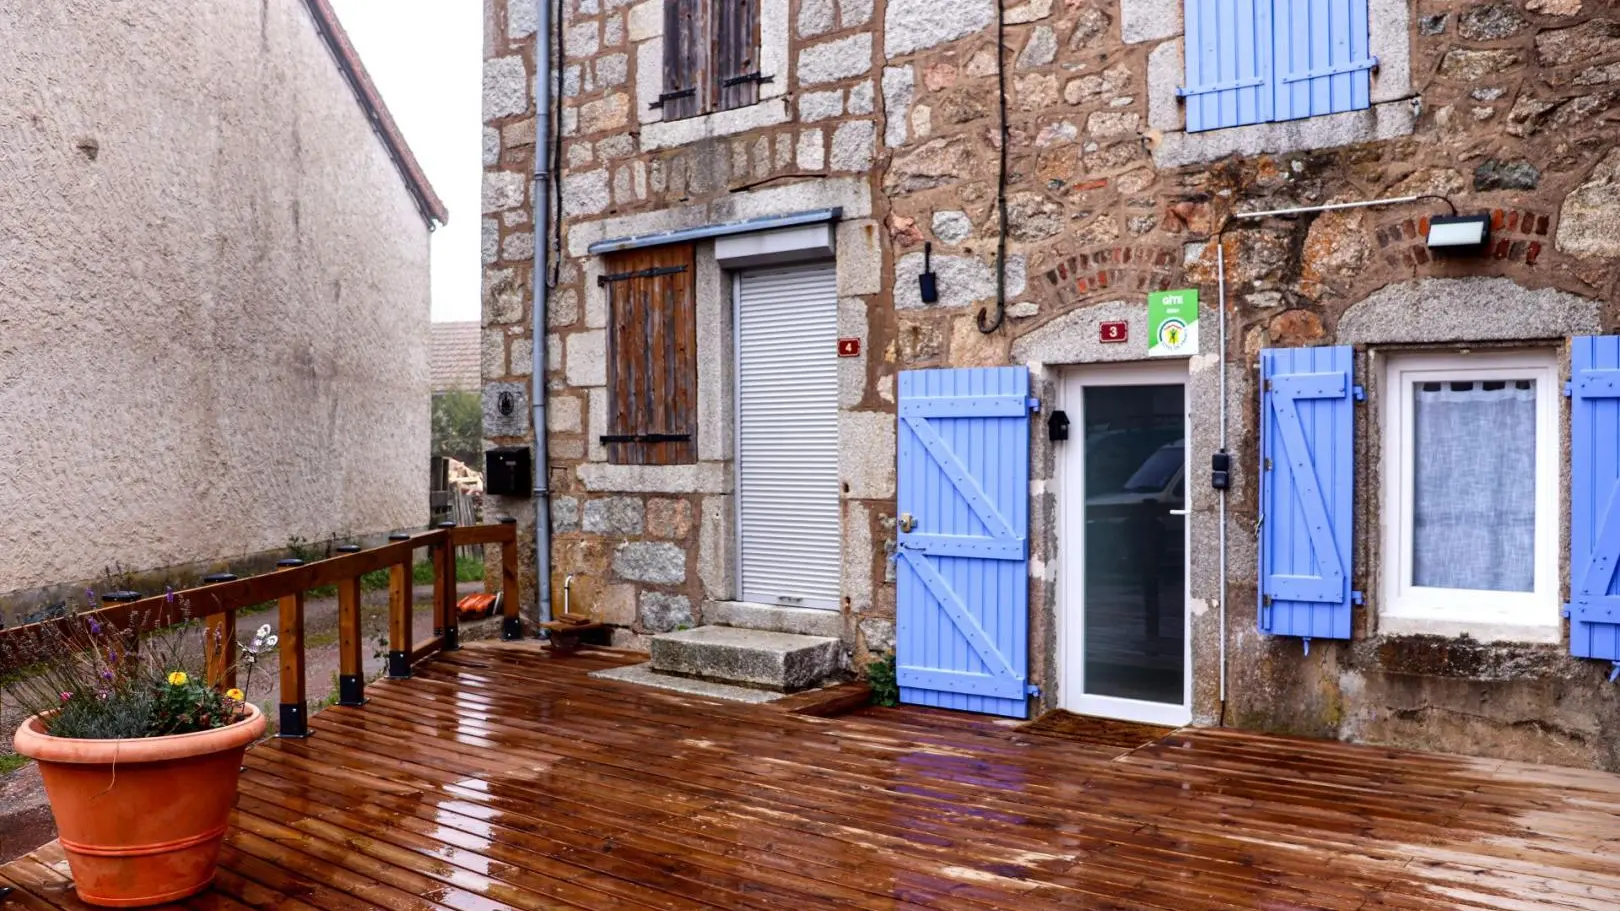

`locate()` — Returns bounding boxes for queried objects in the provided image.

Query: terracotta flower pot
[12,704,266,908]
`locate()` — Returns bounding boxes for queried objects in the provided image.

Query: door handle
[1167,508,1188,516]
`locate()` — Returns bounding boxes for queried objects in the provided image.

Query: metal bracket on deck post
[442,625,460,651]
[386,650,411,679]
[338,674,366,707]
[278,702,309,739]
[502,615,524,641]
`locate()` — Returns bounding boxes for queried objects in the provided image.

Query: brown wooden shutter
[660,0,706,120]
[715,0,762,110]
[601,244,698,466]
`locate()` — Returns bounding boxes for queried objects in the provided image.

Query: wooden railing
[0,521,522,738]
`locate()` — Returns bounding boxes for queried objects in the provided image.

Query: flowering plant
[0,590,276,740]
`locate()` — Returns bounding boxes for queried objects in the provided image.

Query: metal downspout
[530,0,554,629]
[1217,239,1228,716]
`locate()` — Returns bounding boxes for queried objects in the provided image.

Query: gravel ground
[0,580,490,863]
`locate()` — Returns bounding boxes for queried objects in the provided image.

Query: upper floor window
[1179,0,1375,132]
[657,0,763,121]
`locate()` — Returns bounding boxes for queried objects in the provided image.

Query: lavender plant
[0,589,276,739]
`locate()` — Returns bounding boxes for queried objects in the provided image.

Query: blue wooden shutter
[896,367,1031,718]
[1258,346,1355,646]
[1271,0,1374,122]
[1181,0,1273,132]
[1569,336,1620,670]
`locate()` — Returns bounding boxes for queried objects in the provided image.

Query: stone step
[649,626,842,692]
[588,662,787,704]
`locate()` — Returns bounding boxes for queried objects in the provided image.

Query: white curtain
[1411,379,1536,592]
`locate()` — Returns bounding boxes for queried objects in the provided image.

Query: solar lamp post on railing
[433,521,459,651]
[386,533,414,679]
[498,515,523,641]
[333,544,366,707]
[201,573,239,690]
[274,558,308,739]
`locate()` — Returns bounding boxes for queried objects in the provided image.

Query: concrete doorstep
[588,626,845,703]
[649,626,843,692]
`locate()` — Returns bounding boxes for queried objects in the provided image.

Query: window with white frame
[1380,351,1560,639]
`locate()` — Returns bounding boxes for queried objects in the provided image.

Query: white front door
[1059,362,1191,726]
[734,264,840,609]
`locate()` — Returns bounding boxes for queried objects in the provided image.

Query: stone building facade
[1,0,444,615]
[483,0,1620,767]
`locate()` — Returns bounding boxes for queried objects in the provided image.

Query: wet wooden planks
[5,641,1620,911]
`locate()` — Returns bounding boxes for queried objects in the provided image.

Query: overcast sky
[328,0,484,324]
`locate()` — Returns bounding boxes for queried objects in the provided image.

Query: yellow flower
[225,688,245,701]
[167,671,189,686]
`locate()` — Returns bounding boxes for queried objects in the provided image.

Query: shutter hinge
[721,71,774,88]
[1564,381,1573,398]
[648,87,696,110]
[1262,594,1273,606]
[1264,457,1273,471]
[1027,396,1041,413]
[599,264,688,285]
[599,432,693,444]
[1351,590,1364,606]
[1352,385,1366,402]
[1263,378,1273,392]
[1562,603,1572,619]
[1610,662,1620,684]
[1026,683,1042,697]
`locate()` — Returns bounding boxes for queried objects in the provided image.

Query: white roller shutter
[736,264,841,609]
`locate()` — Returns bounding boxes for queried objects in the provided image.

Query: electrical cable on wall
[550,0,566,289]
[977,0,1010,334]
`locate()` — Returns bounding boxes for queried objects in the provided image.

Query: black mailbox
[485,447,533,497]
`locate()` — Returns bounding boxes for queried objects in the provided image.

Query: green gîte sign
[1147,288,1199,358]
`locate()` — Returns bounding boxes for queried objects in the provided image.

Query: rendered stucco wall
[0,1,431,602]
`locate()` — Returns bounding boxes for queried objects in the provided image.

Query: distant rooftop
[430,322,482,393]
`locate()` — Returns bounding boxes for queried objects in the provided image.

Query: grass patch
[0,752,29,776]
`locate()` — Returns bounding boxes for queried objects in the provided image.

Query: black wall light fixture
[1048,410,1069,442]
[1427,214,1491,252]
[919,242,939,304]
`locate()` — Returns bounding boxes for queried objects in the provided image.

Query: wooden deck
[5,641,1620,911]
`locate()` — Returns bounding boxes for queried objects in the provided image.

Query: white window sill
[639,98,790,152]
[1377,611,1562,646]
[1151,101,1415,169]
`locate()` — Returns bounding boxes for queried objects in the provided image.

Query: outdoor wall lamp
[1426,214,1491,251]
[919,242,939,304]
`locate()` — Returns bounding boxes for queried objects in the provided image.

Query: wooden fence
[0,522,521,738]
